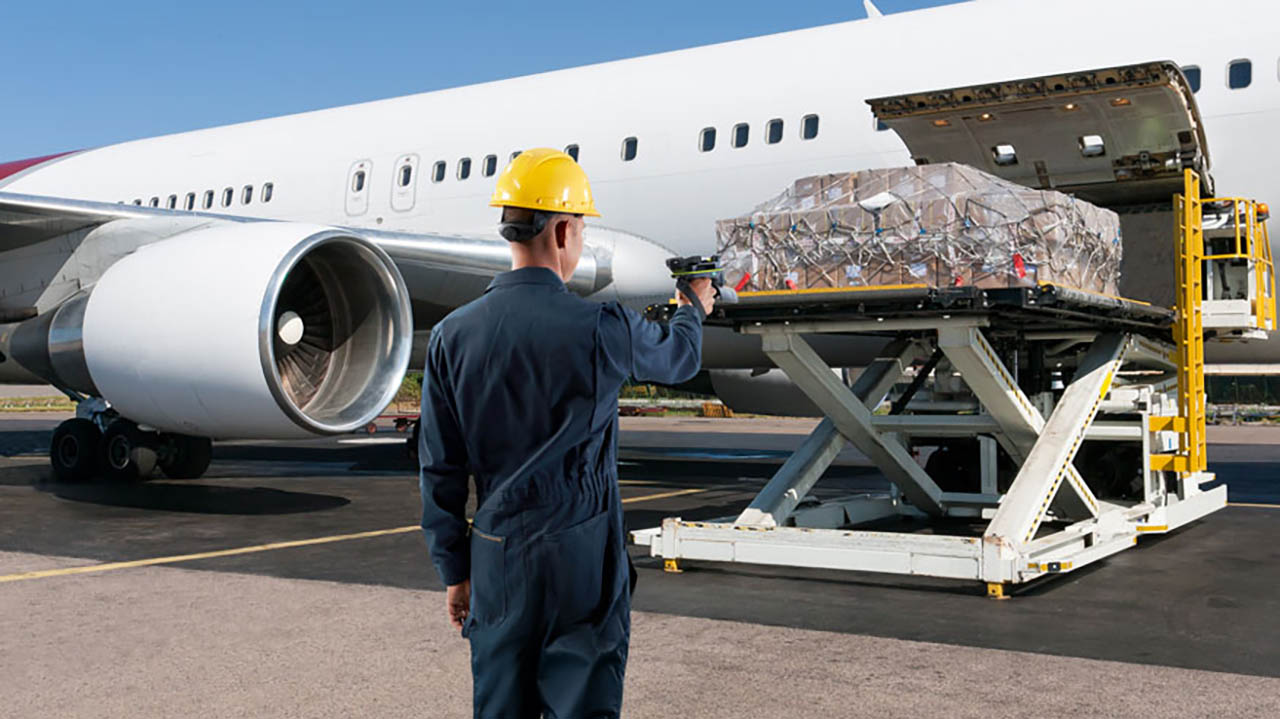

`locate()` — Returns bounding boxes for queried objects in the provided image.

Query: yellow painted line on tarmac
[0,488,710,584]
[1228,501,1280,509]
[622,487,707,504]
[0,526,421,584]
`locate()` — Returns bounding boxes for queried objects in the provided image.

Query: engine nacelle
[708,369,832,417]
[13,222,412,438]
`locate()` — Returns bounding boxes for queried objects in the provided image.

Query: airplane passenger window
[352,171,366,192]
[184,193,195,210]
[261,183,273,203]
[510,150,522,161]
[1229,59,1251,89]
[166,195,177,209]
[433,161,446,183]
[700,127,716,152]
[802,114,819,139]
[565,144,579,161]
[133,199,142,205]
[242,185,253,204]
[149,197,159,207]
[621,137,638,161]
[766,118,784,144]
[483,155,498,177]
[458,157,472,180]
[399,165,413,187]
[732,123,749,148]
[203,191,214,209]
[875,119,889,132]
[1182,65,1201,93]
[222,188,234,207]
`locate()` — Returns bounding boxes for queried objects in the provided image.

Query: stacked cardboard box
[717,163,1122,294]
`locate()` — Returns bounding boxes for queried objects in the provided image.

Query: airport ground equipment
[634,169,1274,595]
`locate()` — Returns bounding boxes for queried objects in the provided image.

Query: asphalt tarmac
[2,414,1278,717]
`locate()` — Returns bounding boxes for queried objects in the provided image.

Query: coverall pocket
[469,527,506,625]
[544,511,611,626]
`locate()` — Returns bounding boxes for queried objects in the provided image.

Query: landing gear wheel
[406,420,419,461]
[100,420,158,482]
[50,418,101,483]
[159,435,212,480]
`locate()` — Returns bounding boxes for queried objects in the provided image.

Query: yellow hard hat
[489,147,601,217]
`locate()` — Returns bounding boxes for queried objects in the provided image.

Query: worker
[418,147,715,717]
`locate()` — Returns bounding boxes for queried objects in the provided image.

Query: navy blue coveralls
[419,266,703,718]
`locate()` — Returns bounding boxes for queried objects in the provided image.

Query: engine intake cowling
[39,222,412,438]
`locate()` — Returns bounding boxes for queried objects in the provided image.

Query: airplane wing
[0,190,669,442]
[0,191,621,325]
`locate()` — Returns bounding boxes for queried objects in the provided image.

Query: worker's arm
[598,283,709,386]
[418,326,471,589]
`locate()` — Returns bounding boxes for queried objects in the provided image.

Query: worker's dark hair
[499,207,581,243]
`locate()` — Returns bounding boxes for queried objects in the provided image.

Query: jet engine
[9,222,413,439]
[706,369,828,417]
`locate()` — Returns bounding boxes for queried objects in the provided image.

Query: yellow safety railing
[1161,169,1206,474]
[1179,170,1207,473]
[1260,220,1275,330]
[1153,171,1276,476]
[1200,195,1276,330]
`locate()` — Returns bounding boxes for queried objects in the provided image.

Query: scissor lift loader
[634,62,1276,595]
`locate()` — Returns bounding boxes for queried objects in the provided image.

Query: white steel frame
[633,316,1227,596]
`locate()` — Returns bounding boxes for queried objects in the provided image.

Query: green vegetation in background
[392,372,424,411]
[398,376,709,403]
[619,382,712,400]
[0,396,76,412]
[1207,376,1280,405]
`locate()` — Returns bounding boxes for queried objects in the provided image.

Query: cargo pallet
[634,169,1274,596]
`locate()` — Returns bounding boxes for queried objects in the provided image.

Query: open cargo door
[867,61,1211,208]
[869,61,1210,306]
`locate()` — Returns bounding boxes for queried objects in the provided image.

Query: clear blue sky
[0,0,960,160]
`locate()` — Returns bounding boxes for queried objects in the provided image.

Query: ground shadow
[42,481,350,515]
[0,430,53,459]
[213,443,415,473]
[631,553,994,598]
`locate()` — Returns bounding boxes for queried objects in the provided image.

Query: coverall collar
[487,266,568,293]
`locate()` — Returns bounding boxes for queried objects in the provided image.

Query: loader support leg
[760,331,946,516]
[735,338,917,527]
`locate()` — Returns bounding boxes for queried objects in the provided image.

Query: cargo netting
[717,163,1122,294]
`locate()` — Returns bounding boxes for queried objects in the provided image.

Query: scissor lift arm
[634,284,1222,594]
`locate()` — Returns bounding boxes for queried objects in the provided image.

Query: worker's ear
[553,217,569,250]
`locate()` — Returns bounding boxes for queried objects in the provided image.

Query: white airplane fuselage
[3,0,1279,361]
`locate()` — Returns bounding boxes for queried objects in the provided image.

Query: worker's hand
[446,579,470,633]
[677,277,716,316]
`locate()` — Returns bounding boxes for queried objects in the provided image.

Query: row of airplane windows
[367,113,826,192]
[1183,60,1260,93]
[125,183,274,210]
[107,59,1266,207]
[120,58,1254,207]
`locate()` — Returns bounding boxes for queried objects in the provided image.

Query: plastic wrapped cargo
[716,163,1122,294]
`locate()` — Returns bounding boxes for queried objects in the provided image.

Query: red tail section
[0,151,76,183]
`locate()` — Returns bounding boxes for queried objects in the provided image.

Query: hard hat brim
[489,198,601,218]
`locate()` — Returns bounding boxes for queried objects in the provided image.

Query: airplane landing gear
[49,418,101,483]
[101,419,158,482]
[158,434,212,479]
[48,410,214,483]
